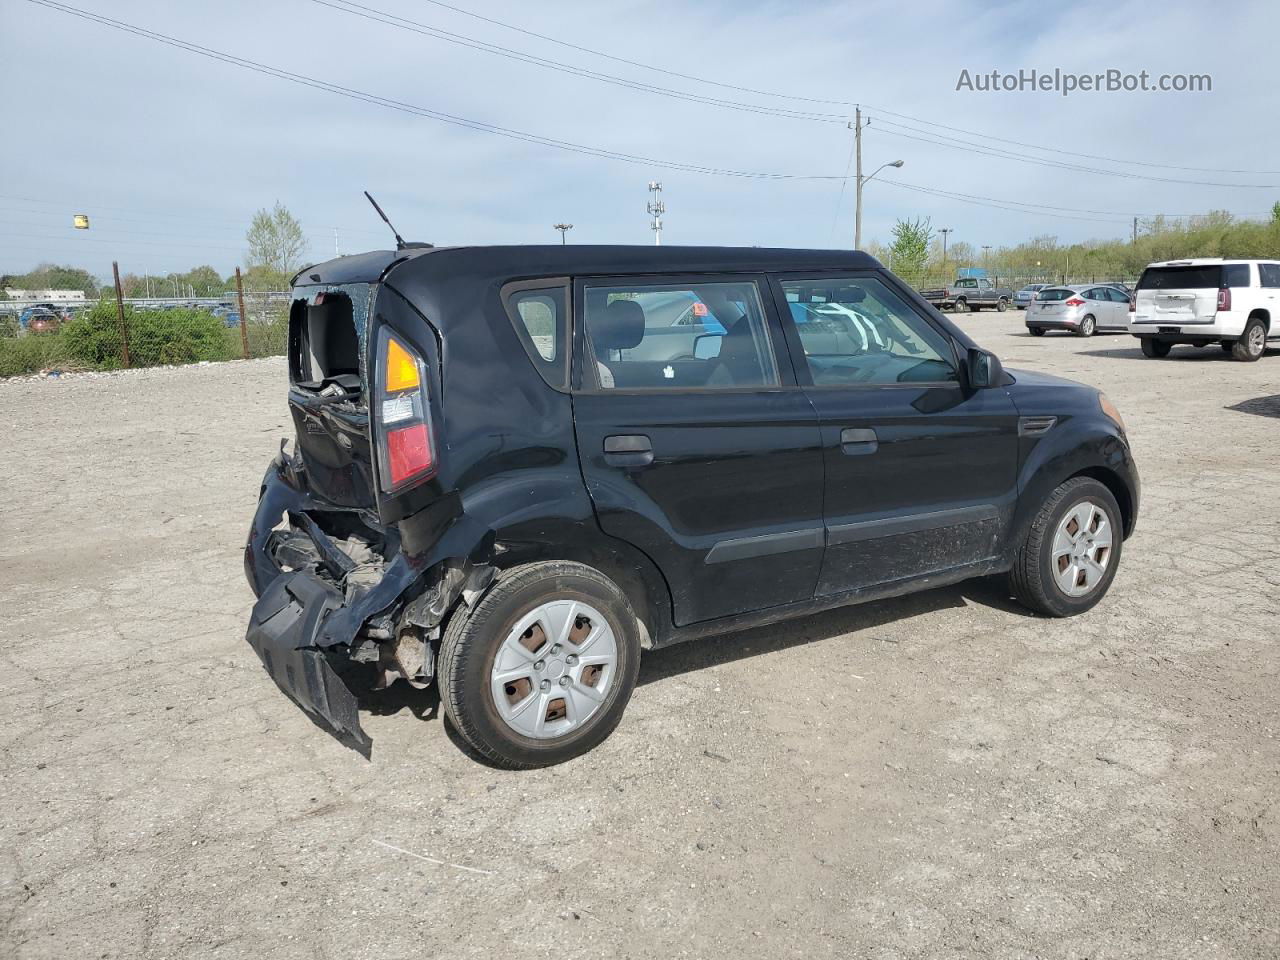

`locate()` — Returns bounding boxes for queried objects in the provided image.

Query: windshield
[1137,265,1221,290]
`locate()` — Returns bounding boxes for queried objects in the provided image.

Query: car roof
[293,244,885,288]
[1147,258,1280,267]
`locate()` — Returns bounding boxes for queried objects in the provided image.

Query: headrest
[593,299,645,350]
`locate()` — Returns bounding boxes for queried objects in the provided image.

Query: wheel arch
[1247,307,1270,332]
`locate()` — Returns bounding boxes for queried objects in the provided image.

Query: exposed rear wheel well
[1247,309,1270,332]
[1070,467,1134,538]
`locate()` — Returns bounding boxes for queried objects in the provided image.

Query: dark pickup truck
[920,277,1014,312]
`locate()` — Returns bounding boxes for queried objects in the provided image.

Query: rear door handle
[604,434,654,467]
[839,427,878,455]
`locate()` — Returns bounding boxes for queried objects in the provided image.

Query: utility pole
[334,227,340,257]
[647,182,665,246]
[553,223,573,244]
[982,245,992,271]
[939,227,953,266]
[1132,217,1138,245]
[853,107,863,250]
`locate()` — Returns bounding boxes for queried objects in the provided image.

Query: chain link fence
[0,291,290,378]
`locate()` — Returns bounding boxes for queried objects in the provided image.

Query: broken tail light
[374,328,436,493]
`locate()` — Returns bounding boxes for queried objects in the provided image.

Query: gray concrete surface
[2,317,1277,959]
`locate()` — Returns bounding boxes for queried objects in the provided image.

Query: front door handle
[604,434,654,467]
[839,427,879,455]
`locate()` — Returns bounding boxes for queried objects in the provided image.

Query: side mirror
[693,333,722,360]
[967,348,1004,389]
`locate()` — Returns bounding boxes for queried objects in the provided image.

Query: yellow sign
[73,214,90,229]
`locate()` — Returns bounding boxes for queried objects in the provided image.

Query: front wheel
[438,561,642,768]
[1009,477,1123,618]
[1232,318,1266,362]
[1140,338,1171,358]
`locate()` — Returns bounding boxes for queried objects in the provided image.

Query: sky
[2,0,1278,282]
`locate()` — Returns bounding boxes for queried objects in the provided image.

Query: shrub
[61,302,238,369]
[0,334,73,378]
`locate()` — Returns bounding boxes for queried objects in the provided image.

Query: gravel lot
[2,316,1277,960]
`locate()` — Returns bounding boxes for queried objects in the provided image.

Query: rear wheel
[1010,477,1123,618]
[1140,338,1171,358]
[1232,318,1266,362]
[439,561,642,768]
[954,298,968,313]
[1077,314,1097,337]
[996,298,1009,312]
[1028,327,1046,337]
[1221,341,1234,353]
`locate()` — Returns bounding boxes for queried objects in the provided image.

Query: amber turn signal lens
[384,336,420,393]
[1099,393,1126,433]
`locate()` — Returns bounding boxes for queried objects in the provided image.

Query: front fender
[1012,415,1140,545]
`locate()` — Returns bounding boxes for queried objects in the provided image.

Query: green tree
[2,263,98,296]
[246,202,306,275]
[887,217,933,284]
[1271,200,1280,224]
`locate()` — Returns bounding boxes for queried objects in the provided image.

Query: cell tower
[646,181,665,246]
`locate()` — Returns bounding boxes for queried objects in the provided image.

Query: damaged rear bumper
[243,452,489,749]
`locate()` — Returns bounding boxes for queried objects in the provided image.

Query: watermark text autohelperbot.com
[956,68,1211,97]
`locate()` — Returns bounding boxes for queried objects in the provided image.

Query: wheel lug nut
[567,654,578,666]
[551,644,562,655]
[559,676,570,687]
[540,679,550,691]
[534,660,545,671]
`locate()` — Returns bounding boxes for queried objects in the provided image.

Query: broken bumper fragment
[245,571,370,748]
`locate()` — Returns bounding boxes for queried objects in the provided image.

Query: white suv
[1129,258,1280,361]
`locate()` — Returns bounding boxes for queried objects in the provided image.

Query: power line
[872,119,1280,189]
[23,0,847,181]
[305,0,847,124]
[339,0,1280,178]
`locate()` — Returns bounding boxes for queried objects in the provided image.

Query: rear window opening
[289,290,366,396]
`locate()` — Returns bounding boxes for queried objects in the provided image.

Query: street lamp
[855,159,903,250]
[553,223,573,245]
[939,227,953,266]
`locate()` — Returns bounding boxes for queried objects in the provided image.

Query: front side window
[583,280,777,390]
[781,276,957,386]
[956,278,977,288]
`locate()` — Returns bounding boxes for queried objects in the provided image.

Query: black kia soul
[245,245,1139,767]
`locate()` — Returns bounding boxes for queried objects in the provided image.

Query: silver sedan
[1025,284,1132,337]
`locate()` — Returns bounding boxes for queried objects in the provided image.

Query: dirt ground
[2,314,1277,960]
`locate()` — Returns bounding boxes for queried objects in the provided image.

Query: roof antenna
[364,191,405,249]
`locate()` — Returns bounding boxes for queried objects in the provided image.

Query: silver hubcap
[1052,500,1113,597]
[490,600,617,740]
[1248,326,1264,353]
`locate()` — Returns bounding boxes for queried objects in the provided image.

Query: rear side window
[583,280,778,390]
[1137,265,1222,290]
[505,283,568,389]
[1260,264,1280,288]
[1223,264,1251,288]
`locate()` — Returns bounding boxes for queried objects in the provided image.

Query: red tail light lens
[1065,297,1085,307]
[375,329,436,494]
[385,423,433,487]
[1217,287,1231,311]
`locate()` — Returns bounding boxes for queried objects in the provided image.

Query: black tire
[996,298,1009,312]
[1028,327,1046,337]
[1140,338,1171,358]
[954,298,968,313]
[1221,342,1233,353]
[1077,314,1096,337]
[1232,317,1266,362]
[438,561,642,768]
[1009,477,1123,618]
